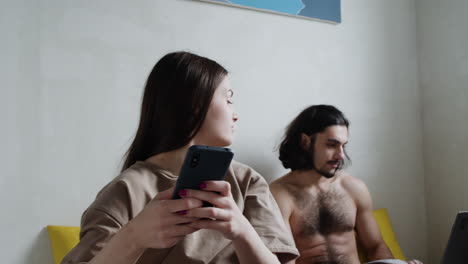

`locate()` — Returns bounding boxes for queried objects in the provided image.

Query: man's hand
[407,260,424,264]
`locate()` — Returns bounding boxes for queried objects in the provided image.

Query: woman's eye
[227,100,233,104]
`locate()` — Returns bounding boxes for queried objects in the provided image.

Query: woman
[62,52,299,264]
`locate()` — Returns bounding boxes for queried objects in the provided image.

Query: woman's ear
[300,133,311,150]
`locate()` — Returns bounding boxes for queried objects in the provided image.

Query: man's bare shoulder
[269,173,301,216]
[270,173,307,206]
[270,172,303,195]
[338,171,369,196]
[338,171,373,209]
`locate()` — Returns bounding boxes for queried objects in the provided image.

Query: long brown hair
[279,105,350,171]
[122,52,228,171]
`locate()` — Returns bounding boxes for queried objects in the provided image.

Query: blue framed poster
[195,0,341,23]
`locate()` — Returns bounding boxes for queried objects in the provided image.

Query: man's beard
[314,160,342,178]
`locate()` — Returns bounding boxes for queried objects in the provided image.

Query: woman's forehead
[217,76,232,93]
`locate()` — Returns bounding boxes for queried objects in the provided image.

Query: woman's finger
[181,189,231,208]
[200,181,231,197]
[162,197,204,213]
[188,218,229,232]
[167,213,200,225]
[184,207,231,221]
[154,187,175,200]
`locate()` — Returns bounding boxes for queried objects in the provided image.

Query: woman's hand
[179,181,283,264]
[124,187,203,249]
[180,181,251,241]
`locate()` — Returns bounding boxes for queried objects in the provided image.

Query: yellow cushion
[357,209,406,262]
[47,225,80,264]
[373,208,406,260]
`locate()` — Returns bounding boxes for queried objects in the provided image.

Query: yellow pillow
[47,225,80,264]
[373,208,406,260]
[357,208,406,262]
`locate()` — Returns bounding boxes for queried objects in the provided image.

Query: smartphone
[171,145,234,206]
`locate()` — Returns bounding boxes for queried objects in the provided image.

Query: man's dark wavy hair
[279,105,350,171]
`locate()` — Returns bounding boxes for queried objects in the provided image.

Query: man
[270,105,422,264]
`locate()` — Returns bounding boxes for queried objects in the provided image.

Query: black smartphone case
[171,145,234,205]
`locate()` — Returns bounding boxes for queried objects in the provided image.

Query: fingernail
[199,182,207,189]
[178,210,187,215]
[179,189,187,197]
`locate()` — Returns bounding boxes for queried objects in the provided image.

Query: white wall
[1,0,428,263]
[0,1,48,263]
[417,0,468,262]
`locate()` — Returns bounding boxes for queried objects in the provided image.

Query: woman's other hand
[124,187,203,249]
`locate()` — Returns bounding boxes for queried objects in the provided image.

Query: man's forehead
[317,125,348,142]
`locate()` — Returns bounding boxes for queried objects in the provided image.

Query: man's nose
[233,113,239,122]
[335,148,345,160]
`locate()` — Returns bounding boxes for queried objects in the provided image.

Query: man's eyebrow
[327,139,348,145]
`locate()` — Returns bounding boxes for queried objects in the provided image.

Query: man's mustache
[327,160,342,166]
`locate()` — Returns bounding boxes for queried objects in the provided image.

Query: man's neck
[289,169,336,187]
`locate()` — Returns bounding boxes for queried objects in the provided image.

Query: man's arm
[348,177,393,261]
[270,183,297,264]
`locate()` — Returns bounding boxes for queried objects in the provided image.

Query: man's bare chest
[290,188,357,236]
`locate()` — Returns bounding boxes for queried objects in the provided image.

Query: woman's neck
[145,144,191,176]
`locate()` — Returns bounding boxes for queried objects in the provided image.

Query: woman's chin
[196,138,232,148]
[213,138,233,148]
